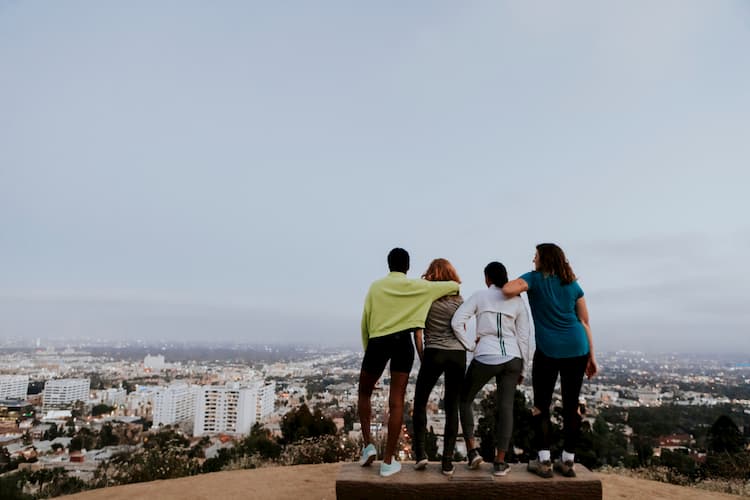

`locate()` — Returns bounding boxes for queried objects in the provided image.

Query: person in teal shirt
[503,243,597,479]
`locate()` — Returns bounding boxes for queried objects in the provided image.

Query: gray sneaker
[554,459,576,478]
[467,448,483,470]
[528,459,553,478]
[493,461,510,476]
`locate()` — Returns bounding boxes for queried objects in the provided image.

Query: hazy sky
[2,1,748,353]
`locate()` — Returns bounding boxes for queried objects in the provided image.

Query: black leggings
[459,357,523,452]
[412,348,466,461]
[531,349,589,453]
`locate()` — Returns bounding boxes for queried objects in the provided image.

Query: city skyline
[2,2,749,353]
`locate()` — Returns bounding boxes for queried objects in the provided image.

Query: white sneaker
[380,458,402,477]
[359,443,376,466]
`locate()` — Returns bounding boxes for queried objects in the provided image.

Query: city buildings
[0,375,28,400]
[42,379,90,413]
[153,383,199,428]
[194,384,257,436]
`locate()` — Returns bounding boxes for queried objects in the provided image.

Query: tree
[97,423,120,448]
[71,400,87,419]
[708,415,744,454]
[91,404,115,417]
[237,423,281,460]
[281,404,336,444]
[0,471,32,500]
[43,424,61,441]
[342,406,356,433]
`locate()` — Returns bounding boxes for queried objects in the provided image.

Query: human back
[521,270,587,358]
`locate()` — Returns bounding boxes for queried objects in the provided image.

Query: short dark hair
[387,248,409,273]
[484,261,508,288]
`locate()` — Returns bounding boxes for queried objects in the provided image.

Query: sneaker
[527,458,553,478]
[554,459,576,478]
[441,460,455,476]
[413,456,428,470]
[467,448,483,470]
[493,461,510,476]
[380,459,402,477]
[358,443,376,466]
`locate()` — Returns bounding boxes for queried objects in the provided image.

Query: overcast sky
[1,1,748,353]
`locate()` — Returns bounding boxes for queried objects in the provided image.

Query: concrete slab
[336,461,602,500]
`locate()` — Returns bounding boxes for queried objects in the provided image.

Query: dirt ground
[57,463,741,500]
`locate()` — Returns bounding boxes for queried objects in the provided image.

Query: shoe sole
[380,465,401,477]
[414,460,428,471]
[493,467,510,477]
[469,457,483,470]
[442,469,454,476]
[554,462,576,477]
[359,453,376,467]
[532,471,553,478]
[528,467,552,478]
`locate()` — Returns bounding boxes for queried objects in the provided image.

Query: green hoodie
[361,272,459,349]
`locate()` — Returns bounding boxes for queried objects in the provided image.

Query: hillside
[55,463,742,500]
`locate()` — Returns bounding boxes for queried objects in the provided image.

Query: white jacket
[451,284,532,372]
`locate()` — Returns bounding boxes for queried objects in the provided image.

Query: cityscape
[1,338,749,497]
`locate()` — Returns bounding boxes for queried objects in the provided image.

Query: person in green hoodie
[358,247,460,477]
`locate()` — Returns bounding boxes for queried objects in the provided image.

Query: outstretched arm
[576,297,598,379]
[502,278,528,297]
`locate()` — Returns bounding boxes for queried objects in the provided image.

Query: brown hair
[422,258,461,283]
[536,243,576,285]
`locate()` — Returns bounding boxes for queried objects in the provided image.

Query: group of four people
[357,244,598,478]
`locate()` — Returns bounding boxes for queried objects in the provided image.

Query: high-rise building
[193,384,257,436]
[0,375,28,400]
[153,383,198,428]
[255,381,276,421]
[43,379,90,412]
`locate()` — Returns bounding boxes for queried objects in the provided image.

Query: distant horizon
[2,335,749,359]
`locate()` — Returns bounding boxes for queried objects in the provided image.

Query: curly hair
[536,243,576,285]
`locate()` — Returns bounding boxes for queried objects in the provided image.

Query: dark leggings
[412,348,466,461]
[532,349,589,453]
[459,357,523,452]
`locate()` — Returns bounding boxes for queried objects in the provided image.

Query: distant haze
[1,2,748,353]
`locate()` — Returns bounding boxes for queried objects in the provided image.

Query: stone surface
[336,461,602,500]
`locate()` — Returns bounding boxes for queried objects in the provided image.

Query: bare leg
[358,370,380,446]
[383,371,409,464]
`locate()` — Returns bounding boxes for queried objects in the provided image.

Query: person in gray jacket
[411,258,467,476]
[452,261,532,477]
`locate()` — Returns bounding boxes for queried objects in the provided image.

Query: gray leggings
[460,357,523,452]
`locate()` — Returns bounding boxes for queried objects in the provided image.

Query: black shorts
[361,329,415,375]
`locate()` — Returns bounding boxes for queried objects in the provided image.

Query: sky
[1,1,749,353]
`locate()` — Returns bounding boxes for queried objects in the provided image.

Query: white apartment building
[153,383,198,428]
[256,381,276,421]
[193,384,257,437]
[43,378,90,412]
[0,375,28,400]
[144,354,166,373]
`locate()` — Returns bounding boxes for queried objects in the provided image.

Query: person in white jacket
[452,261,532,477]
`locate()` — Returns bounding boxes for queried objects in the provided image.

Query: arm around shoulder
[502,278,528,297]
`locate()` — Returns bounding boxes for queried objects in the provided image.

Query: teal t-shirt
[520,271,589,358]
